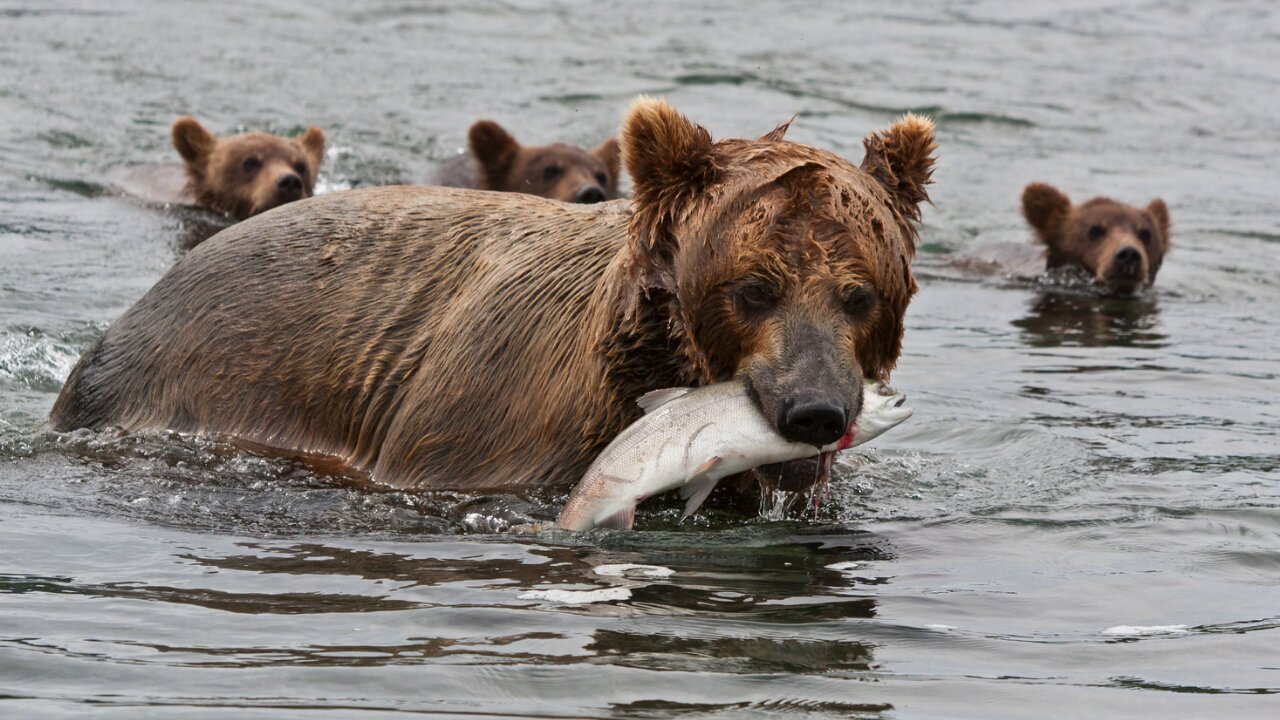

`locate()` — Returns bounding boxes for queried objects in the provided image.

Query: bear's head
[619,97,934,451]
[1022,182,1171,294]
[468,119,619,204]
[171,116,326,220]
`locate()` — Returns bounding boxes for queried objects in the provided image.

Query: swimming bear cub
[432,119,619,204]
[171,116,326,220]
[51,98,936,494]
[1022,182,1171,293]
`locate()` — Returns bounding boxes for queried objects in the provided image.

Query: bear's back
[51,186,631,480]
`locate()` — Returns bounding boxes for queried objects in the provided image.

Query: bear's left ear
[468,120,521,191]
[622,97,717,272]
[860,113,937,222]
[297,127,326,172]
[1146,198,1171,244]
[592,137,620,190]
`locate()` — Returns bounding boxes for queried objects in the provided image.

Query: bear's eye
[242,157,262,173]
[1088,225,1106,241]
[1138,228,1152,244]
[733,282,778,316]
[542,165,563,181]
[842,286,878,322]
[293,161,307,176]
[595,171,609,186]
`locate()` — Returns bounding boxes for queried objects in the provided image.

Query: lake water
[2,1,1278,717]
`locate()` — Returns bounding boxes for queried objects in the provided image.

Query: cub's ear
[592,137,621,190]
[468,120,521,190]
[297,126,326,174]
[171,116,218,165]
[860,113,937,222]
[1146,198,1171,244]
[621,96,717,276]
[1021,182,1072,244]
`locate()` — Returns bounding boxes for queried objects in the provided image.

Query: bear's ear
[297,126,326,174]
[1146,198,1171,245]
[468,120,521,190]
[860,113,936,222]
[592,137,621,189]
[171,116,217,166]
[1021,182,1072,244]
[622,97,717,265]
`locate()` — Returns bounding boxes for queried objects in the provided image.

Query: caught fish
[556,378,912,531]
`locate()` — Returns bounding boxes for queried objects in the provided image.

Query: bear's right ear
[171,116,217,166]
[1021,182,1072,244]
[468,120,520,190]
[621,97,717,271]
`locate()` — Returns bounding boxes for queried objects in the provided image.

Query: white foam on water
[518,586,632,605]
[824,561,868,571]
[924,624,957,631]
[1101,624,1189,636]
[592,563,674,579]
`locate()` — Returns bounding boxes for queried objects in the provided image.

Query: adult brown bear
[51,98,936,493]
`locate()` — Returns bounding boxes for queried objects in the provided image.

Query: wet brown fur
[1022,182,1171,293]
[53,98,935,492]
[172,116,326,221]
[433,119,620,204]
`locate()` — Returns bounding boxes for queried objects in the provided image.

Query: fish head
[853,379,913,443]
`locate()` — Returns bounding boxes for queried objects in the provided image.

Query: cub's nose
[778,396,849,447]
[574,185,606,204]
[276,173,303,198]
[1115,246,1142,270]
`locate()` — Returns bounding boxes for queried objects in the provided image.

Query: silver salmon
[556,379,912,531]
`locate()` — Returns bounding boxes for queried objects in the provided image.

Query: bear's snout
[777,395,849,447]
[275,172,304,198]
[574,185,607,204]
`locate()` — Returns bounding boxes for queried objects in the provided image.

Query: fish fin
[636,387,693,414]
[680,477,720,520]
[678,456,723,521]
[597,506,636,531]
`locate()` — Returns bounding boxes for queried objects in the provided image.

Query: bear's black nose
[1115,246,1142,269]
[777,396,849,447]
[575,185,606,204]
[276,173,303,197]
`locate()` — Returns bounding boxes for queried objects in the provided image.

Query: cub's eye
[595,171,609,186]
[1088,225,1106,241]
[293,161,307,175]
[242,157,262,173]
[842,286,878,321]
[542,165,563,181]
[733,283,778,316]
[1137,228,1152,244]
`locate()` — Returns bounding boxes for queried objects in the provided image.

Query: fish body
[556,379,912,531]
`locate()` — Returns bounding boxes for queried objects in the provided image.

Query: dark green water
[2,1,1278,717]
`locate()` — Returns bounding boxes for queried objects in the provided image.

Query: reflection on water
[1014,290,1165,348]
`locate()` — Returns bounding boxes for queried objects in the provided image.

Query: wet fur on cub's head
[1022,182,1171,294]
[468,119,620,204]
[171,116,326,220]
[619,97,935,446]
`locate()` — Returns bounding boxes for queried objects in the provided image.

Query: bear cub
[1022,182,1171,294]
[433,119,619,204]
[172,116,326,220]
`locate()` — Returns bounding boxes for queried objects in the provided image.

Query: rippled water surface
[2,1,1278,717]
